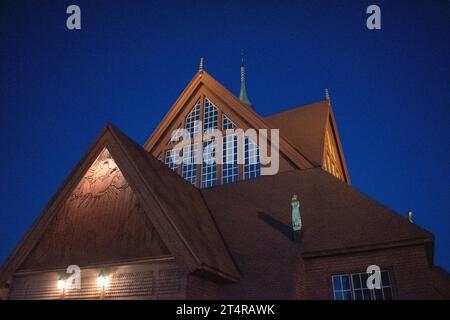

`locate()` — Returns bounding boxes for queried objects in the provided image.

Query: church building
[1,60,449,300]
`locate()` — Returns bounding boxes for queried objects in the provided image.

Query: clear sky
[0,0,449,271]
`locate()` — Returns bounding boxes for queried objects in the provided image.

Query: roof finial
[325,88,330,101]
[239,51,252,106]
[198,57,204,73]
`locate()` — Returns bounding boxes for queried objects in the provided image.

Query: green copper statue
[291,194,302,231]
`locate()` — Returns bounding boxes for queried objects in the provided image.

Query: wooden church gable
[0,125,240,286]
[143,71,315,188]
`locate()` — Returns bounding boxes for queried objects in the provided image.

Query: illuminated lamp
[57,279,66,290]
[96,270,108,288]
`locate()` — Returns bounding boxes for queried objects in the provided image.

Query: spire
[239,52,252,106]
[325,88,330,101]
[198,57,204,73]
[325,88,332,106]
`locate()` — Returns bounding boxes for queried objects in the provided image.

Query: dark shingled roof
[201,168,433,292]
[0,125,240,285]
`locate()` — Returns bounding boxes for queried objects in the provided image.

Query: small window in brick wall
[332,271,393,300]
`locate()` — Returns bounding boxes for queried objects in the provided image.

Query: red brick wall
[302,244,437,299]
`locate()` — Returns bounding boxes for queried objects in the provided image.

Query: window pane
[244,137,260,180]
[361,273,369,289]
[334,291,344,300]
[342,290,352,300]
[381,271,390,286]
[222,114,236,130]
[374,289,384,300]
[185,101,201,138]
[341,275,351,290]
[383,287,393,300]
[354,290,363,300]
[203,98,218,133]
[222,135,238,184]
[165,149,178,171]
[352,274,362,289]
[201,140,217,188]
[182,144,197,185]
[362,289,372,300]
[333,276,342,291]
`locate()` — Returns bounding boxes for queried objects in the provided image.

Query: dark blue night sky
[1,1,449,271]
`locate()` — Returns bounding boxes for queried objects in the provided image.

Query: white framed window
[222,135,238,184]
[244,137,260,180]
[203,98,218,133]
[201,140,217,188]
[164,149,178,171]
[185,101,201,138]
[222,114,236,130]
[332,271,393,300]
[182,144,197,185]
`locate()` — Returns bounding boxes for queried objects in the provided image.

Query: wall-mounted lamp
[57,279,66,290]
[96,275,107,288]
[96,270,108,299]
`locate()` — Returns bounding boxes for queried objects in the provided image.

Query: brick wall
[302,244,437,299]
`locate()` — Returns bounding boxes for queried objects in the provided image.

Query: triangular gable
[18,147,170,271]
[324,104,351,184]
[144,71,314,171]
[265,100,350,184]
[0,125,240,286]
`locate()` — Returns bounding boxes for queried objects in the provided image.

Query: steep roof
[265,101,330,166]
[0,125,239,286]
[143,71,314,170]
[202,168,433,264]
[265,100,351,183]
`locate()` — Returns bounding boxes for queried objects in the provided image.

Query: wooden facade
[1,69,448,300]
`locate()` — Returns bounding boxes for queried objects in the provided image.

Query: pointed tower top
[325,88,330,101]
[198,57,204,73]
[239,51,252,106]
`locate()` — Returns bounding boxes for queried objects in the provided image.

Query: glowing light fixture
[96,276,107,287]
[57,279,66,290]
[96,270,108,288]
